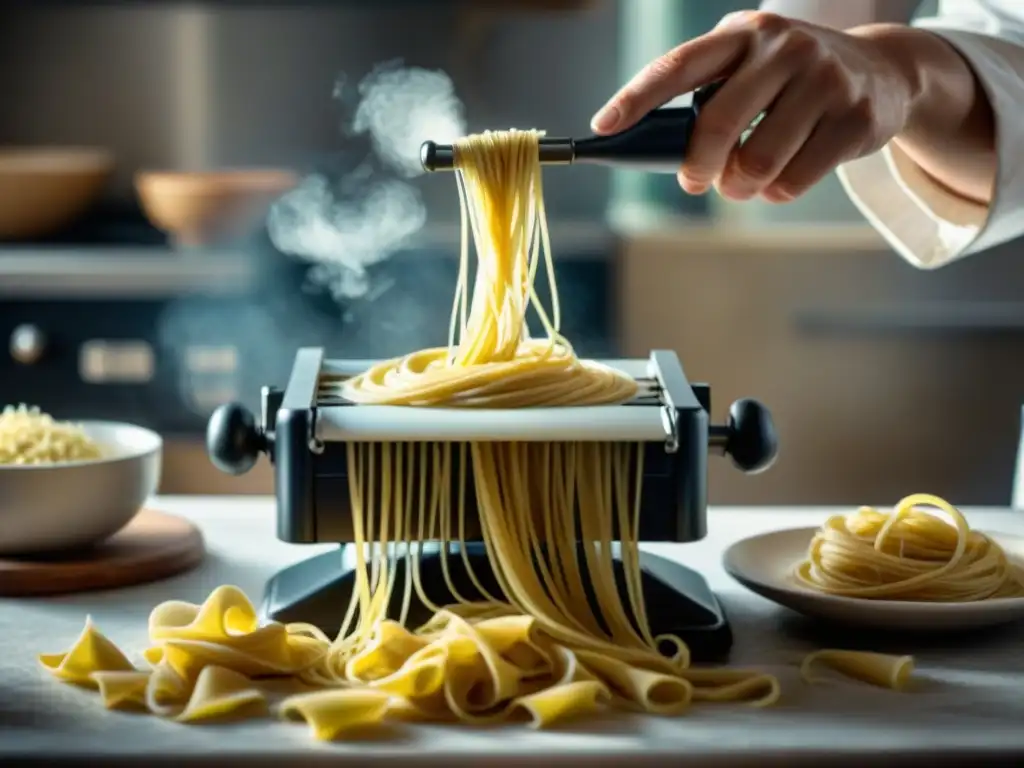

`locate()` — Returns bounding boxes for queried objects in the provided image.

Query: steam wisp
[267,63,466,300]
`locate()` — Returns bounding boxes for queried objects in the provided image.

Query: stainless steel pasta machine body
[207,347,778,661]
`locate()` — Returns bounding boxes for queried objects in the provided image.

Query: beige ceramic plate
[722,526,1024,631]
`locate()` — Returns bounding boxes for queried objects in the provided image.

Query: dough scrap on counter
[801,650,915,690]
[38,585,785,740]
[39,587,918,740]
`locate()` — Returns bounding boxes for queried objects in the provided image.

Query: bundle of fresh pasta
[795,493,1024,601]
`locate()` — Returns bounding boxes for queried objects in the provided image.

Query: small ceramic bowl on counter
[0,409,162,556]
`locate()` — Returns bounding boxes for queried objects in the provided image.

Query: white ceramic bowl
[0,421,162,556]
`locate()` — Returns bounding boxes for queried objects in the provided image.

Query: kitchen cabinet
[617,225,1024,506]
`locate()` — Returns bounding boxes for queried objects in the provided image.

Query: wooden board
[0,508,205,597]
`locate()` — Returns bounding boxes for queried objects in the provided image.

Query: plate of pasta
[723,493,1024,631]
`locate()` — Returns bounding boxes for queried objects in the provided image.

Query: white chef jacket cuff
[837,28,1023,270]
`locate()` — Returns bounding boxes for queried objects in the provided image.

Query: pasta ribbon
[91,670,151,710]
[280,689,391,740]
[39,617,136,685]
[801,650,914,691]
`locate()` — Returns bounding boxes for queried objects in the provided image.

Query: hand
[591,12,921,203]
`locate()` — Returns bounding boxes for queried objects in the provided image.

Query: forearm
[853,24,996,205]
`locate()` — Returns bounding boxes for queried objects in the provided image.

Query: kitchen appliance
[205,347,779,661]
[0,253,262,434]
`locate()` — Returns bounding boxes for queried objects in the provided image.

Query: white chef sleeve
[837,13,1024,269]
[759,0,920,28]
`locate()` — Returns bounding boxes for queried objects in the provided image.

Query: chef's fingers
[590,26,750,135]
[677,45,803,195]
[715,76,827,201]
[763,117,857,202]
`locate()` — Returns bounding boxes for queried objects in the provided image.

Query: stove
[0,210,620,438]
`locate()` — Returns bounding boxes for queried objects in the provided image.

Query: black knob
[420,140,438,171]
[206,403,266,476]
[725,398,778,474]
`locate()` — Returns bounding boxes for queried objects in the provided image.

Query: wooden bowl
[135,169,299,248]
[0,147,114,240]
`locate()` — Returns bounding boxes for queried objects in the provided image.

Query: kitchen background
[2,0,1021,506]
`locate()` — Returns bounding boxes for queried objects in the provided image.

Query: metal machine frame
[207,347,778,662]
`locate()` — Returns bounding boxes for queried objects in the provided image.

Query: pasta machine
[207,347,778,662]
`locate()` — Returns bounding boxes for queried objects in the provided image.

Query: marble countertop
[4,497,1024,766]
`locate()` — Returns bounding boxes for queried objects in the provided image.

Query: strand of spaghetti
[519,445,596,638]
[408,444,446,616]
[378,447,403,625]
[471,442,679,673]
[617,444,658,651]
[398,443,416,627]
[455,442,502,604]
[407,463,434,617]
[552,445,601,634]
[577,444,643,647]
